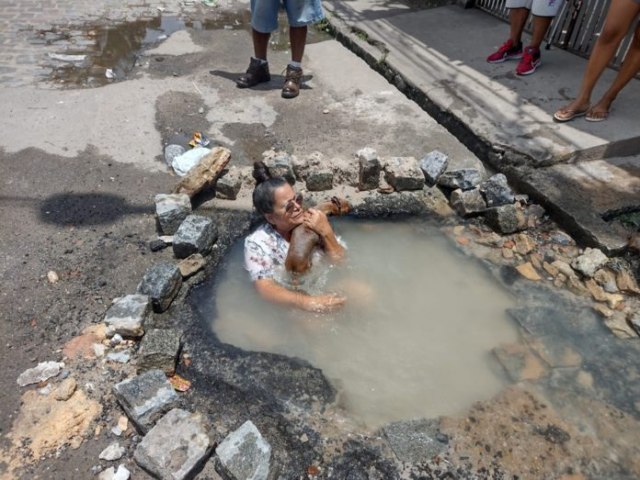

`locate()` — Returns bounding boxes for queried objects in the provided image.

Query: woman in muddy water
[244,162,347,313]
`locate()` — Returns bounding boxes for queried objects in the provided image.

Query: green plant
[350,26,369,42]
[314,18,331,33]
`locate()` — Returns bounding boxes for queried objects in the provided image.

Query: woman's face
[265,184,304,234]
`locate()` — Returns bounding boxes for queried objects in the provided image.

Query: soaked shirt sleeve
[244,223,289,282]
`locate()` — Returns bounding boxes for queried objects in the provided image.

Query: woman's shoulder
[245,223,280,248]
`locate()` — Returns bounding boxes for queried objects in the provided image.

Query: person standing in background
[236,0,324,99]
[553,0,640,122]
[486,0,563,76]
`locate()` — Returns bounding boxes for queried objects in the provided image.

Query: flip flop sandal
[553,106,589,123]
[585,110,609,122]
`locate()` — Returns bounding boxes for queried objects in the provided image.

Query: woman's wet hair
[252,161,288,215]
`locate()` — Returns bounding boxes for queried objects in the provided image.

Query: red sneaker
[516,47,541,76]
[486,39,523,64]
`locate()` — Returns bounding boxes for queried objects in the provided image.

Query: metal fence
[475,0,638,69]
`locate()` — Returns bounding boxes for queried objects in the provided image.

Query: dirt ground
[0,147,173,478]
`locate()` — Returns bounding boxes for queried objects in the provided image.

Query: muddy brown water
[197,219,518,429]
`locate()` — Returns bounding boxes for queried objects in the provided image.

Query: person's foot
[553,99,590,122]
[486,39,523,63]
[237,57,270,88]
[282,65,303,99]
[516,46,541,76]
[585,98,612,122]
[585,109,609,122]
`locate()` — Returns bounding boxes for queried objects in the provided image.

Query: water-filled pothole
[39,12,331,88]
[193,218,518,428]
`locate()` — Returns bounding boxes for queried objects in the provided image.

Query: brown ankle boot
[282,65,302,99]
[237,58,270,88]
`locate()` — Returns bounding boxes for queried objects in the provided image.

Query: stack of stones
[99,180,275,478]
[258,146,535,238]
[417,149,533,235]
[111,367,273,479]
[88,182,224,478]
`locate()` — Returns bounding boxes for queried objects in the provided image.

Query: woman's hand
[303,293,346,313]
[255,279,346,313]
[303,208,345,263]
[303,209,333,238]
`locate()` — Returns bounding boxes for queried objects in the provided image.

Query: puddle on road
[193,219,518,429]
[39,12,331,88]
[41,15,185,88]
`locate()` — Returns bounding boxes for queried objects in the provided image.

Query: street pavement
[323,1,640,253]
[0,0,183,87]
[0,0,637,252]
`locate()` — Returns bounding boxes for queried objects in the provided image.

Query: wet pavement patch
[37,15,186,88]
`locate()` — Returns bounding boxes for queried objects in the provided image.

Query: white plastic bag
[171,147,211,176]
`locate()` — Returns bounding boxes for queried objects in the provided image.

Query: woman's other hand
[303,293,346,313]
[303,208,333,238]
[303,208,345,263]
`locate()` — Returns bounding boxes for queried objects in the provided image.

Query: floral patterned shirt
[244,223,289,282]
[244,222,344,286]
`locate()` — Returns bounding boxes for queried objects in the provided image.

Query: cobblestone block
[262,150,295,185]
[155,193,192,235]
[384,156,424,191]
[485,204,526,234]
[216,167,243,200]
[306,169,333,191]
[450,187,486,216]
[137,329,183,375]
[216,421,271,480]
[134,409,213,480]
[104,294,151,338]
[357,147,380,191]
[173,215,217,259]
[438,168,483,191]
[137,263,182,313]
[419,150,449,187]
[113,369,180,434]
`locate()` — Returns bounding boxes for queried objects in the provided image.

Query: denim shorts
[506,0,562,16]
[250,0,324,33]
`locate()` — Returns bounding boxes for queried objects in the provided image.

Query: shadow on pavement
[38,192,153,226]
[209,69,314,91]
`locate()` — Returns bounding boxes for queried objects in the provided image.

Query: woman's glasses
[284,193,303,215]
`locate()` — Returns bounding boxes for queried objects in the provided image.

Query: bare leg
[556,0,640,116]
[529,15,553,49]
[252,28,270,60]
[509,8,529,45]
[589,22,640,119]
[289,26,307,63]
